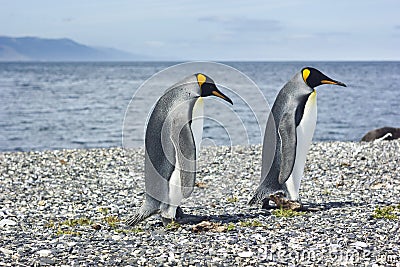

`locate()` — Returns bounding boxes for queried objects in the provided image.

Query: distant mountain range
[0,36,148,61]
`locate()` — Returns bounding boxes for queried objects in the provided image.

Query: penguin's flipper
[277,112,297,184]
[174,120,196,198]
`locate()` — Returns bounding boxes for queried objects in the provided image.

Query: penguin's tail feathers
[249,187,287,206]
[248,188,269,205]
[126,201,159,226]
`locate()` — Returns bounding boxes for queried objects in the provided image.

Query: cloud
[197,15,283,45]
[198,16,228,23]
[145,41,165,48]
[393,26,400,38]
[61,17,74,23]
[287,34,315,40]
[316,31,351,37]
[283,31,351,43]
[199,16,282,32]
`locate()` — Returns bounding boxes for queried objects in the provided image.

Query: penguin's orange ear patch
[302,68,310,82]
[197,73,206,87]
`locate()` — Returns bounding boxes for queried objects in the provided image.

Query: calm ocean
[1,61,399,152]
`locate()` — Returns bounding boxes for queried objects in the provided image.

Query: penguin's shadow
[150,212,263,227]
[297,200,369,211]
[248,200,368,213]
[175,200,358,224]
[321,201,365,209]
[150,201,370,227]
[178,211,266,225]
[205,212,265,224]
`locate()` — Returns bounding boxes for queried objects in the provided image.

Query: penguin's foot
[261,198,271,209]
[160,206,185,226]
[269,193,303,211]
[260,191,287,209]
[161,217,173,227]
[175,207,207,225]
[162,207,206,226]
[175,206,184,219]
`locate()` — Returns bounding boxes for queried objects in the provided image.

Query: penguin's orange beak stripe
[321,80,338,85]
[321,80,347,87]
[212,90,233,105]
[212,90,225,99]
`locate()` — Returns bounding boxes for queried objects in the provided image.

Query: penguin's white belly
[285,91,317,200]
[165,149,183,218]
[191,97,204,158]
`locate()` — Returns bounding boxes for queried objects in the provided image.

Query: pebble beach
[1,141,400,266]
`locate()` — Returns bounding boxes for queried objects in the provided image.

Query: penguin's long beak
[321,79,347,87]
[212,90,233,105]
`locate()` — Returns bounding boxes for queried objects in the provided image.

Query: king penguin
[126,73,233,226]
[249,67,346,209]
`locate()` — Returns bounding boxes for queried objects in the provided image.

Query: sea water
[1,61,399,151]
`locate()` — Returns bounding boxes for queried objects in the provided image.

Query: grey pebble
[0,219,17,227]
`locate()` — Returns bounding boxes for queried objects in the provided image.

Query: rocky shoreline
[1,141,399,266]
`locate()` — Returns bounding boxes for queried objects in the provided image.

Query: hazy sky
[1,0,399,60]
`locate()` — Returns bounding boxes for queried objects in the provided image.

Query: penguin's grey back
[250,72,313,204]
[145,75,201,205]
[126,75,202,226]
[261,73,311,177]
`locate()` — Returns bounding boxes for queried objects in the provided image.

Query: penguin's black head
[301,67,346,89]
[195,73,233,105]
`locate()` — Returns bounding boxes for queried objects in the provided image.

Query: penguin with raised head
[249,67,346,209]
[126,73,233,226]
